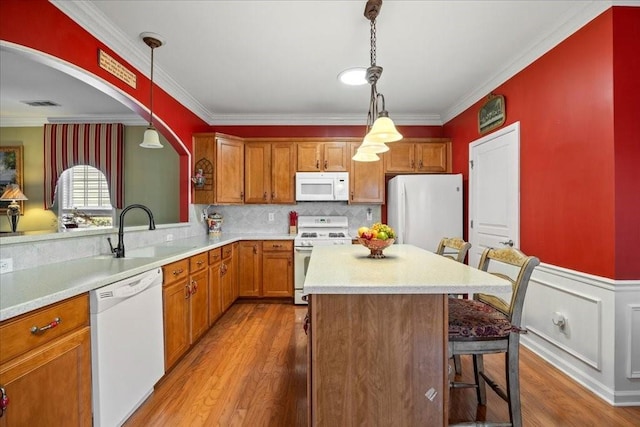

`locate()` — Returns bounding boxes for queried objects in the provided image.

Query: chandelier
[353,0,403,162]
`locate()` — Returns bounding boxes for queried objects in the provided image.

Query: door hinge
[470,220,474,229]
[470,160,474,169]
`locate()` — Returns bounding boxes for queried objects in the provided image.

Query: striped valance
[44,123,124,209]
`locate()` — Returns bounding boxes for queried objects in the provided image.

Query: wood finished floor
[124,302,640,427]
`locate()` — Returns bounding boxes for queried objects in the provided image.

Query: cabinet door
[349,142,384,204]
[163,279,190,371]
[216,135,245,204]
[271,142,296,203]
[262,251,293,297]
[208,262,222,326]
[221,260,233,312]
[416,142,450,173]
[384,142,416,173]
[231,242,240,301]
[245,142,271,203]
[238,241,262,297]
[189,269,209,343]
[192,134,216,204]
[297,143,321,171]
[323,142,348,171]
[0,327,92,427]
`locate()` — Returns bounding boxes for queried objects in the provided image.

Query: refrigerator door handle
[399,182,407,244]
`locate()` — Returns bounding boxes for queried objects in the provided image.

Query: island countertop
[303,244,511,295]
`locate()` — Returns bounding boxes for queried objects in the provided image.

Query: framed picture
[0,146,24,213]
[478,94,506,134]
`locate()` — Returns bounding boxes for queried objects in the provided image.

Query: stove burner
[328,232,346,238]
[301,232,318,238]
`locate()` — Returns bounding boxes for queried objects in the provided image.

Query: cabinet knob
[263,192,267,200]
[0,387,8,418]
[197,260,204,266]
[30,317,62,335]
[173,268,184,276]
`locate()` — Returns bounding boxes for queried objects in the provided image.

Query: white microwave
[295,172,349,201]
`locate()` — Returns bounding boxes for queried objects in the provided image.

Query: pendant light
[139,32,164,149]
[352,0,402,162]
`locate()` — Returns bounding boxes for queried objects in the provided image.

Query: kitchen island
[303,244,511,426]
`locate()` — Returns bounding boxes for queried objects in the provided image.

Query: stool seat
[449,298,523,341]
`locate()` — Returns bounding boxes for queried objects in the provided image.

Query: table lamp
[0,184,28,233]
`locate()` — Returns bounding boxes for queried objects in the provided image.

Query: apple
[361,231,374,240]
[377,231,388,240]
[357,226,369,237]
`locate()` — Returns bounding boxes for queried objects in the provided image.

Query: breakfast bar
[303,244,511,426]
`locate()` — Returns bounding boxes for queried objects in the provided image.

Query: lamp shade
[139,127,164,149]
[358,138,390,154]
[365,116,403,143]
[0,184,28,201]
[352,149,380,162]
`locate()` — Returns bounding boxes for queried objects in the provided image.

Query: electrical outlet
[268,213,275,222]
[366,210,373,221]
[0,258,13,274]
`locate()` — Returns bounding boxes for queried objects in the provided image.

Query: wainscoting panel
[627,304,640,379]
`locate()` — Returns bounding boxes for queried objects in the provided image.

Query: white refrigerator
[387,174,463,252]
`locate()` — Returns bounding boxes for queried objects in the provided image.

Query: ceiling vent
[21,100,61,107]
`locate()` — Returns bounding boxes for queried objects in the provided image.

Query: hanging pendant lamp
[352,0,402,162]
[139,32,164,149]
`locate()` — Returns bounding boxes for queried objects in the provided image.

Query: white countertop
[303,244,511,295]
[0,233,293,321]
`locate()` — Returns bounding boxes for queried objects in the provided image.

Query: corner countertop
[303,244,511,295]
[0,233,294,322]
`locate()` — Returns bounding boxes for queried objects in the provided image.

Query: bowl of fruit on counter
[357,223,396,259]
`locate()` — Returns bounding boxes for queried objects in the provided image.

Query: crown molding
[1,114,147,128]
[50,0,213,124]
[441,0,612,124]
[207,113,442,126]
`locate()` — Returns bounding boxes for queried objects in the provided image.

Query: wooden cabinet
[0,294,92,426]
[244,141,296,204]
[162,253,209,371]
[192,133,245,204]
[384,139,451,173]
[238,241,262,297]
[208,247,223,326]
[348,141,384,204]
[297,141,348,172]
[221,243,238,311]
[262,240,293,297]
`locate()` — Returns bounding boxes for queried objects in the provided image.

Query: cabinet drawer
[263,240,293,252]
[0,293,89,364]
[222,244,233,259]
[209,247,222,264]
[190,252,208,273]
[163,259,189,285]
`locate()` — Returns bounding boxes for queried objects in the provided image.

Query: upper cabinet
[193,133,245,205]
[384,139,451,174]
[244,140,296,204]
[349,141,384,204]
[297,141,348,172]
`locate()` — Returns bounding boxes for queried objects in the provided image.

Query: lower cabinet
[0,294,92,426]
[162,253,209,372]
[238,240,293,298]
[262,241,293,297]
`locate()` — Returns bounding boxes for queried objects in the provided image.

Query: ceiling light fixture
[139,32,164,149]
[338,67,368,86]
[353,0,402,162]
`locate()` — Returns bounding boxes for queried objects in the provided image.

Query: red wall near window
[444,8,639,280]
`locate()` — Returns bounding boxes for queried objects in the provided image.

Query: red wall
[612,7,640,279]
[444,8,639,280]
[0,0,211,221]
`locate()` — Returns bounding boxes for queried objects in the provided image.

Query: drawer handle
[197,260,204,266]
[272,244,282,248]
[30,317,61,335]
[0,386,8,418]
[185,285,191,299]
[173,268,184,276]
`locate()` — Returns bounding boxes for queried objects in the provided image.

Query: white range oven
[294,215,352,304]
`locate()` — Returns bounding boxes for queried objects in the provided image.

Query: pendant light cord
[149,45,155,128]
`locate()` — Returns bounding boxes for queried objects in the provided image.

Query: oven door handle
[295,247,314,253]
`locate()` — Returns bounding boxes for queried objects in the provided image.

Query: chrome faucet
[107,204,156,258]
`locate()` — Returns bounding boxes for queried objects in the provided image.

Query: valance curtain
[44,123,124,209]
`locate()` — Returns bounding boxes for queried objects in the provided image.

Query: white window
[58,165,114,228]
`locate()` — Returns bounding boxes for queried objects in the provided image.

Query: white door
[468,122,520,268]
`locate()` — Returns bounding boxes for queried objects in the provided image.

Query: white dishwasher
[90,268,165,427]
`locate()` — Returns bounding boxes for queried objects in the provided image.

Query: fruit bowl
[358,238,395,259]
